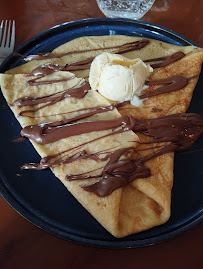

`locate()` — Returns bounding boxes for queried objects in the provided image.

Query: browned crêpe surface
[1,36,203,237]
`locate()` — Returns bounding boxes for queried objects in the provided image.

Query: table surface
[0,0,202,268]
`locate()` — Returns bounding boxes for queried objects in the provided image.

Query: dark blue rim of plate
[0,18,202,248]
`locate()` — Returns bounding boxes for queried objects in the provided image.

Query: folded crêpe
[0,71,140,237]
[1,35,203,237]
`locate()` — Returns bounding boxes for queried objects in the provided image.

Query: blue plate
[0,18,202,248]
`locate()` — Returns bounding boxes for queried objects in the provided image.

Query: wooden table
[0,0,202,268]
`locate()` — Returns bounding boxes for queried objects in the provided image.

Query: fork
[0,20,15,64]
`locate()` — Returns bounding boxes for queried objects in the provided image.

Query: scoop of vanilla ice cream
[89,52,153,104]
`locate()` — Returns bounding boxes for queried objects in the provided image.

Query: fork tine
[0,20,15,63]
[1,20,8,47]
[0,20,4,45]
[10,20,15,50]
[5,20,11,47]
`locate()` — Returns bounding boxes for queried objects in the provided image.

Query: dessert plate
[0,18,202,248]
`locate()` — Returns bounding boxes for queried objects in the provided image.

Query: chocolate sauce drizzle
[27,59,93,84]
[12,81,90,117]
[68,147,152,197]
[22,39,150,62]
[19,71,193,143]
[80,145,167,197]
[140,75,189,99]
[15,40,203,197]
[133,113,203,151]
[23,49,186,79]
[22,147,118,170]
[21,114,133,144]
[21,43,187,79]
[28,76,75,86]
[144,51,186,69]
[12,71,191,119]
[21,112,203,197]
[69,113,203,197]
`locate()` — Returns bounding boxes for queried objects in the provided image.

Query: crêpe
[1,35,203,237]
[0,71,142,237]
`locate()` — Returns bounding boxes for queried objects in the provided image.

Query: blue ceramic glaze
[0,18,202,248]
